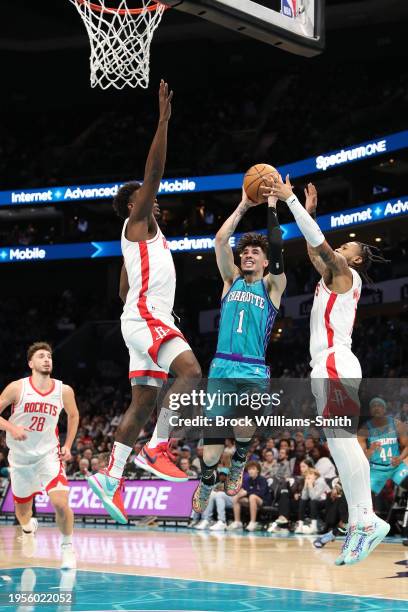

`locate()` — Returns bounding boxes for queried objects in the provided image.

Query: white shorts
[9,447,69,504]
[310,349,362,419]
[121,315,192,387]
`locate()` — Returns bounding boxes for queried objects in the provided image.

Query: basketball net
[68,1,168,90]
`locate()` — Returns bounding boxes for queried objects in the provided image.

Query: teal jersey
[367,416,400,467]
[215,277,278,361]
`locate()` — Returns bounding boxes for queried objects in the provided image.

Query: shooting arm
[214,198,250,283]
[62,385,80,451]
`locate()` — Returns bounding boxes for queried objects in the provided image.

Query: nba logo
[281,0,296,19]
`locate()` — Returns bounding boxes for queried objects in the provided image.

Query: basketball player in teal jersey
[192,186,286,516]
[359,398,408,528]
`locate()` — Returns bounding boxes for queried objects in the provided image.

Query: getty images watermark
[167,389,352,429]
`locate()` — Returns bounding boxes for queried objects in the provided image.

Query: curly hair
[27,342,52,362]
[112,181,141,220]
[236,232,268,256]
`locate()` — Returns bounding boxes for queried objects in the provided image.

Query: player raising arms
[0,342,79,569]
[266,176,390,565]
[192,186,286,523]
[88,81,201,523]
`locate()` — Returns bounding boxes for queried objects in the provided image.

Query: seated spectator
[191,445,203,475]
[268,458,314,533]
[0,450,9,478]
[74,458,90,479]
[261,449,277,483]
[276,447,292,480]
[194,467,232,531]
[179,457,198,478]
[295,467,330,534]
[264,437,278,459]
[313,478,348,548]
[289,443,306,477]
[229,461,270,532]
[310,446,337,480]
[90,457,100,474]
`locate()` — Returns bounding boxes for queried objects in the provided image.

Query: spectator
[0,450,9,477]
[268,458,314,533]
[310,446,337,480]
[229,461,270,532]
[90,457,100,474]
[261,449,277,482]
[74,458,90,479]
[276,447,292,480]
[296,467,330,534]
[313,478,348,548]
[289,444,306,477]
[179,457,197,478]
[191,445,203,475]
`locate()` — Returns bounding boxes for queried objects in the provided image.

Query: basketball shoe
[344,516,390,565]
[224,459,245,496]
[87,470,127,524]
[334,525,356,566]
[192,480,214,513]
[134,442,188,482]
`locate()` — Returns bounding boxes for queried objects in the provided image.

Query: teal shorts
[206,356,270,420]
[370,462,408,494]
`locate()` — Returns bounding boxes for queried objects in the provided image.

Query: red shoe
[87,470,128,524]
[134,442,188,482]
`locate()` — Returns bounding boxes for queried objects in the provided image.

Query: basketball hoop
[68,1,169,90]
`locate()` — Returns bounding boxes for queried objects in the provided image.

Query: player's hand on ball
[241,186,260,208]
[304,183,318,214]
[262,174,294,201]
[11,424,29,441]
[59,446,72,462]
[159,79,173,122]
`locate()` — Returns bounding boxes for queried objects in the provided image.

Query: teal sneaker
[344,517,390,565]
[87,469,128,524]
[334,526,355,566]
[225,460,245,496]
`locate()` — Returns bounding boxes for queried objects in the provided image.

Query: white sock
[62,534,73,547]
[106,441,132,479]
[298,520,304,526]
[311,519,318,530]
[148,407,174,448]
[326,436,374,526]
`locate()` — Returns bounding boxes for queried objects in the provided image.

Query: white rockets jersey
[6,377,64,462]
[310,268,362,366]
[121,219,176,321]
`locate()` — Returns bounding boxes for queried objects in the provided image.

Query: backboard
[169,0,325,57]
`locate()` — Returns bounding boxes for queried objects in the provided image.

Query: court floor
[0,522,407,611]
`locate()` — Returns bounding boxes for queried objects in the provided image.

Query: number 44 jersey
[6,377,64,464]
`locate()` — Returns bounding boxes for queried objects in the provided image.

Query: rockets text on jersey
[310,267,362,366]
[6,377,64,462]
[121,219,176,321]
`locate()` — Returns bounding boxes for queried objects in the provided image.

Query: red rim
[76,0,168,15]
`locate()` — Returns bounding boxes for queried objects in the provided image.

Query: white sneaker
[194,519,210,530]
[209,520,227,531]
[267,521,289,533]
[301,524,318,535]
[246,521,259,532]
[22,518,38,535]
[294,521,304,534]
[227,521,243,531]
[61,544,77,570]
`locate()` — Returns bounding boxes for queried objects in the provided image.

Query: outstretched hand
[241,186,262,208]
[304,182,318,215]
[159,79,173,122]
[261,174,294,202]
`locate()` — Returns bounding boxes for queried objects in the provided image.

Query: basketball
[244,164,280,203]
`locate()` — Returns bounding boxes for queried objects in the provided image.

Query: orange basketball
[243,163,279,204]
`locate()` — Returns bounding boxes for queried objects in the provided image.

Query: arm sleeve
[286,194,325,248]
[267,207,284,275]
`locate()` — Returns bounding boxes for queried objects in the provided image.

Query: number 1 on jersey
[236,309,245,334]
